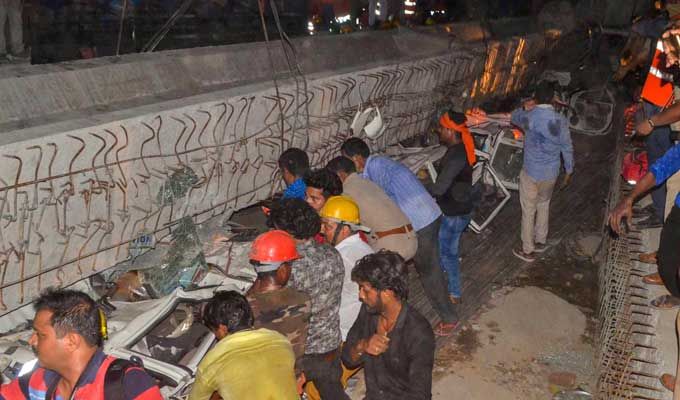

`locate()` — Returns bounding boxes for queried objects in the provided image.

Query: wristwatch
[648,118,656,129]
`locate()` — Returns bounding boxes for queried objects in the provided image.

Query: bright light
[404,0,416,5]
[356,18,359,24]
[336,14,351,23]
[430,10,435,15]
[627,180,637,185]
[375,9,381,15]
[307,21,314,31]
[405,9,414,14]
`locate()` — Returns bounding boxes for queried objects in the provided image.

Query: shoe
[650,295,680,309]
[642,272,663,285]
[434,321,458,337]
[660,373,675,391]
[639,252,658,264]
[448,294,461,304]
[533,243,551,253]
[635,215,663,229]
[512,247,536,262]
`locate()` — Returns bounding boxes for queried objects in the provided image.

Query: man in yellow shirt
[188,291,299,400]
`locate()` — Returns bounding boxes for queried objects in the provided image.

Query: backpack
[44,358,142,400]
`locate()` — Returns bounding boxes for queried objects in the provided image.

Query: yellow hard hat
[320,195,361,225]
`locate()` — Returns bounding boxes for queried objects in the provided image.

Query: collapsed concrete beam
[0,29,550,317]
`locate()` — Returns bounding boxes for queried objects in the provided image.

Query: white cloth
[336,234,374,339]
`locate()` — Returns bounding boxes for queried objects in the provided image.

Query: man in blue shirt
[341,138,458,336]
[611,143,680,311]
[279,148,310,199]
[511,83,574,262]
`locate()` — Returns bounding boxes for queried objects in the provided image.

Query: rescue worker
[190,291,298,400]
[326,156,417,261]
[247,230,311,362]
[427,110,477,304]
[266,198,348,399]
[635,33,676,227]
[279,148,310,200]
[304,168,343,212]
[342,251,435,400]
[511,82,574,263]
[319,195,375,338]
[0,289,163,400]
[340,138,458,337]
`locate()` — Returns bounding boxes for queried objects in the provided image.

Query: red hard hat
[249,230,299,263]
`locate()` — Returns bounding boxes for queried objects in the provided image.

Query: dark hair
[266,198,321,239]
[445,110,466,125]
[303,168,343,199]
[340,138,370,159]
[326,156,356,175]
[351,251,409,301]
[534,82,555,105]
[278,148,309,178]
[34,289,102,347]
[202,291,254,333]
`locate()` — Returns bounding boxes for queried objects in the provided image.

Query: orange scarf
[439,113,477,166]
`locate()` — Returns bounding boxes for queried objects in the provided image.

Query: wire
[256,0,287,153]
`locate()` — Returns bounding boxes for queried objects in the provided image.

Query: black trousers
[301,349,348,400]
[660,206,680,297]
[413,216,459,323]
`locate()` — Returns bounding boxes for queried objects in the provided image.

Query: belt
[375,224,413,239]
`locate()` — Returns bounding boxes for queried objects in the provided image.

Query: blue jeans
[643,101,673,220]
[439,214,471,298]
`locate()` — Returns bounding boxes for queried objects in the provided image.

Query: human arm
[187,370,217,400]
[342,306,389,368]
[122,367,164,400]
[609,172,657,234]
[559,115,574,188]
[636,102,680,135]
[425,150,467,196]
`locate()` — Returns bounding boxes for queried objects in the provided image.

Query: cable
[256,0,287,153]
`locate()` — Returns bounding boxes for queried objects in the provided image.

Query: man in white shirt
[319,195,375,339]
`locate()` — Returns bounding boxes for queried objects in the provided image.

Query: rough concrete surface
[431,286,591,399]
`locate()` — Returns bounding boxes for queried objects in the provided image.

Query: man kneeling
[189,291,298,400]
[342,251,435,400]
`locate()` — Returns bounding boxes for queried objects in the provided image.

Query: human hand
[364,333,390,356]
[559,173,572,190]
[609,197,633,235]
[635,119,654,136]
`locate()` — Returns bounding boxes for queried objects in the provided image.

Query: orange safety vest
[641,40,675,108]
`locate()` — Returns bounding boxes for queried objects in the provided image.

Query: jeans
[643,101,673,220]
[301,350,348,400]
[439,214,471,298]
[414,216,459,323]
[659,206,680,298]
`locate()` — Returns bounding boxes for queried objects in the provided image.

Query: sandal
[434,321,459,337]
[660,373,675,391]
[448,295,462,305]
[639,252,658,264]
[650,295,680,309]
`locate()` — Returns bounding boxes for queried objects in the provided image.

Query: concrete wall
[0,29,552,316]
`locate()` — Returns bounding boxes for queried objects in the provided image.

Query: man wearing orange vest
[639,38,675,227]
